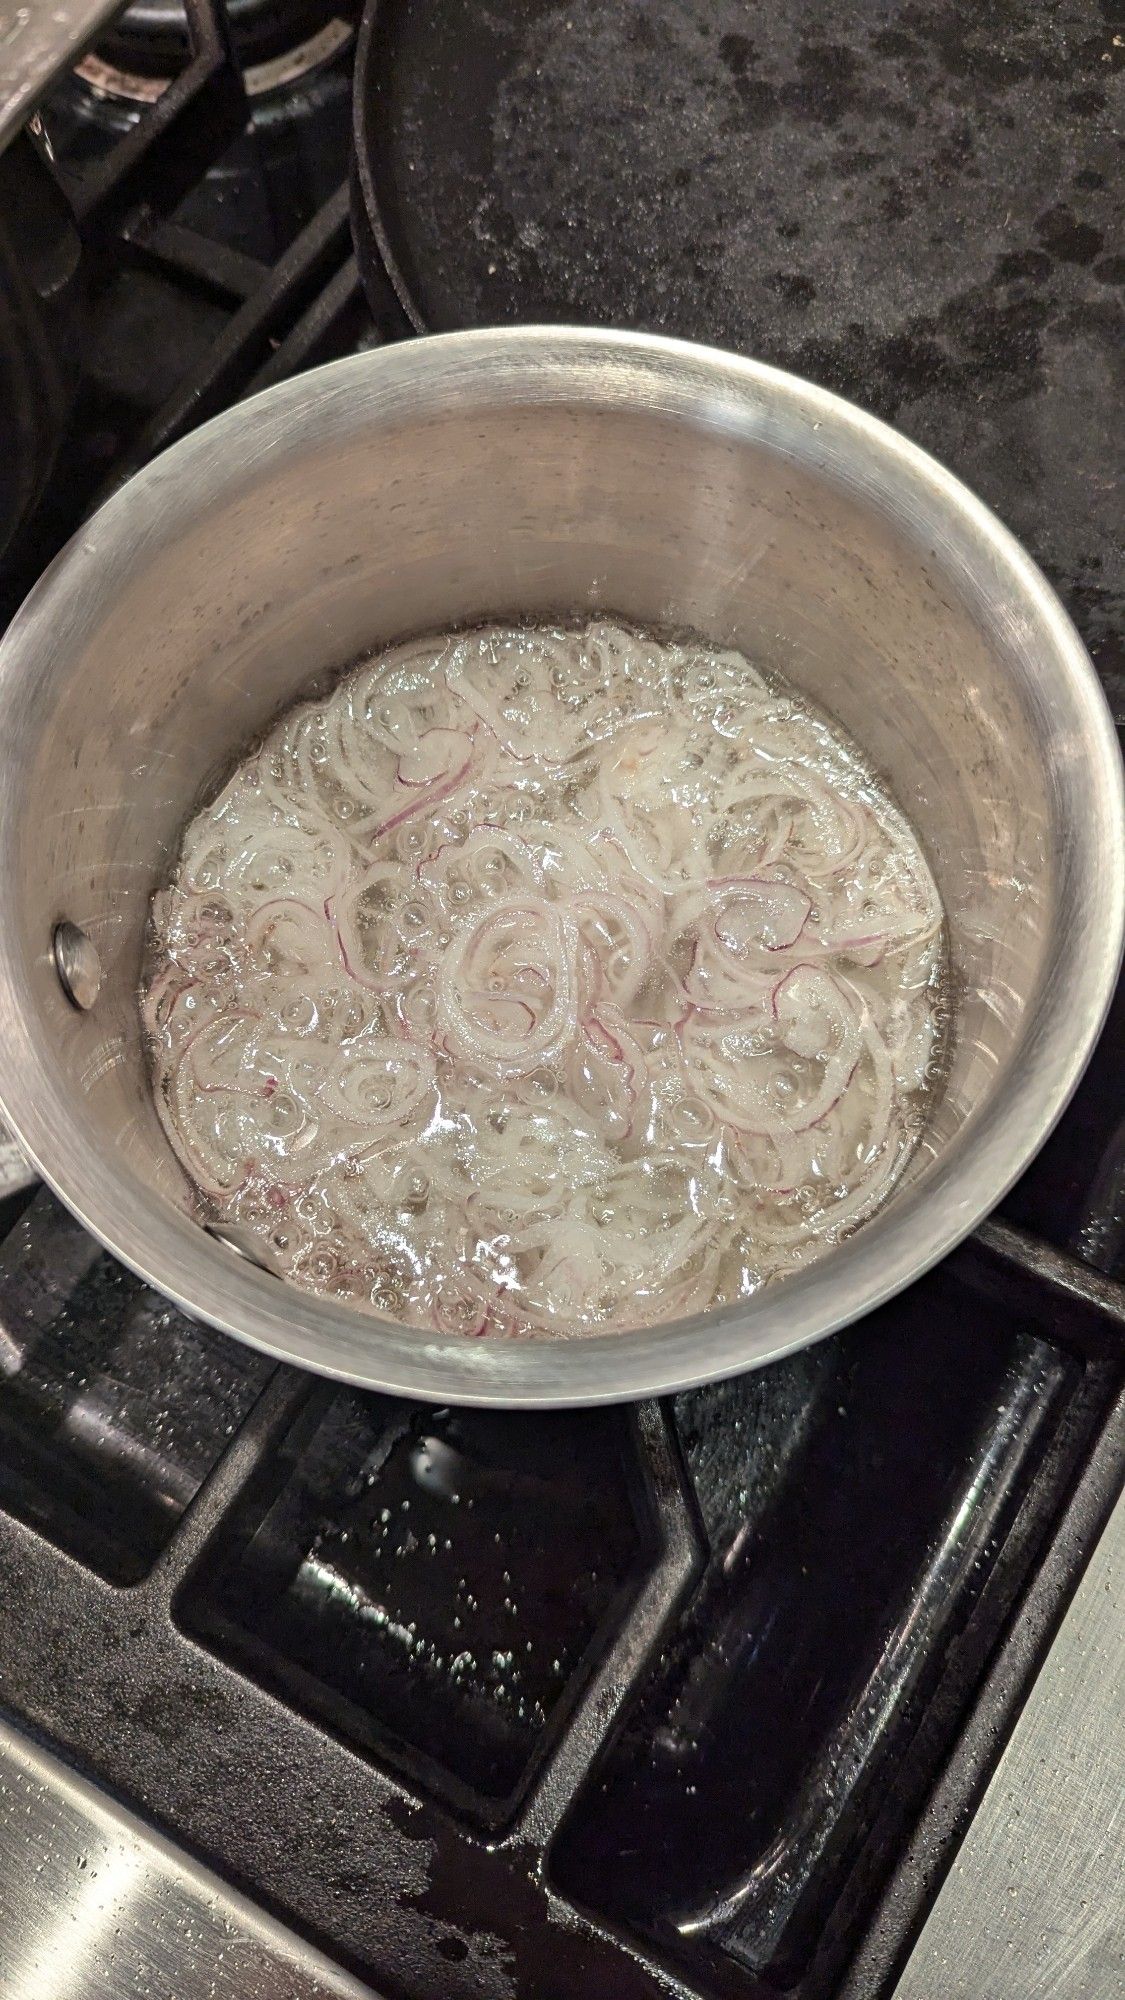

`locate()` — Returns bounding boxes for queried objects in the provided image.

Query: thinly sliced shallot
[144,619,946,1338]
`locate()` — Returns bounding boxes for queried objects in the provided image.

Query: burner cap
[100,0,354,80]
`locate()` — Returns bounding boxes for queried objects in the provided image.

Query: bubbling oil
[143,621,947,1337]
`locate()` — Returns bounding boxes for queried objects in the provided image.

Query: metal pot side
[0,329,1120,1404]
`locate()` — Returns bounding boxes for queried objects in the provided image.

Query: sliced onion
[246,897,330,974]
[439,897,578,1073]
[314,1038,437,1127]
[708,878,812,952]
[681,967,863,1139]
[572,888,656,1006]
[418,822,545,900]
[567,1008,644,1141]
[396,725,475,789]
[360,742,475,842]
[146,619,945,1337]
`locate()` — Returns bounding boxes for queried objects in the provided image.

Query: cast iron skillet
[351,0,441,331]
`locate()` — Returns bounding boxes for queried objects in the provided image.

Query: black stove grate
[180,1391,664,1831]
[0,1191,1119,2000]
[0,1197,272,1581]
[1,0,387,621]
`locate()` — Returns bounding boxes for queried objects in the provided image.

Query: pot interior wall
[7,372,1056,1246]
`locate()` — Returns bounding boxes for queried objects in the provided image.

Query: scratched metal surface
[0,1117,35,1197]
[0,0,123,150]
[894,1483,1125,2000]
[0,1715,382,2000]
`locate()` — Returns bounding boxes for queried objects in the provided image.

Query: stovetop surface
[0,1189,1120,2000]
[0,4,1122,1998]
[362,0,1123,703]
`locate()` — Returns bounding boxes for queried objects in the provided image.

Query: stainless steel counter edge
[0,1714,383,2000]
[893,1480,1125,2000]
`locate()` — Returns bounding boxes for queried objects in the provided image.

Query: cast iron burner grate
[0,1190,1119,2000]
[0,2,1122,1996]
[181,1393,662,1830]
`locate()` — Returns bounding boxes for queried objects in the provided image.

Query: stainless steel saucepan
[0,329,1120,1405]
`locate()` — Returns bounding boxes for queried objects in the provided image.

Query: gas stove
[0,5,1121,1998]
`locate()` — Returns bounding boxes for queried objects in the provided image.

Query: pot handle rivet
[53,922,102,1010]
